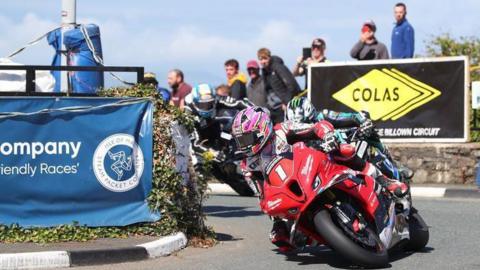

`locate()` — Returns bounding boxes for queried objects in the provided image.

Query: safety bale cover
[0,97,160,227]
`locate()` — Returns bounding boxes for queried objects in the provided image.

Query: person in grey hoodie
[350,20,389,60]
[246,60,267,107]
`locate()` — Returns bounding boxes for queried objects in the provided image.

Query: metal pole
[61,0,76,26]
[61,0,76,93]
[137,67,145,84]
[25,68,36,95]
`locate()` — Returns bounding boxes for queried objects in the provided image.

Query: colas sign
[309,57,467,141]
[332,68,441,121]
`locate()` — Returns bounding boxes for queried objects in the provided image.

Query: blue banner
[0,97,159,227]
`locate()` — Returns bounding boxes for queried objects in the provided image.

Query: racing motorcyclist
[285,96,411,180]
[285,96,378,149]
[231,106,408,252]
[185,83,252,162]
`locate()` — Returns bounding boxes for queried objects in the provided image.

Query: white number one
[275,165,287,181]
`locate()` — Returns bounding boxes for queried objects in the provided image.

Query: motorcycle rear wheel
[314,208,389,268]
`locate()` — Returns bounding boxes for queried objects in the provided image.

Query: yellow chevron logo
[332,68,441,121]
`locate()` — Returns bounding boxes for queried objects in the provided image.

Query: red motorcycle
[259,140,429,267]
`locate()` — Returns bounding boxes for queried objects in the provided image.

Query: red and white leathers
[241,120,383,188]
[239,120,408,251]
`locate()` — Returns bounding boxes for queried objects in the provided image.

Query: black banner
[309,57,468,141]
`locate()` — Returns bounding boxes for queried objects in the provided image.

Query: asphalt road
[66,194,480,270]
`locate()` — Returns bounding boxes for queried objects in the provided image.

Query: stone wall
[387,143,480,184]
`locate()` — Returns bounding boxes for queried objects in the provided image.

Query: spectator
[143,72,171,103]
[293,38,328,89]
[293,38,328,77]
[391,2,415,58]
[143,72,158,86]
[257,47,301,123]
[215,84,230,97]
[225,59,247,99]
[167,69,192,110]
[246,60,267,107]
[350,20,389,60]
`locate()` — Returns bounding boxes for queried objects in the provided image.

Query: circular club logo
[93,134,144,192]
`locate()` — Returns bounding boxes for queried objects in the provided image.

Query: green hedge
[471,109,480,142]
[0,85,212,244]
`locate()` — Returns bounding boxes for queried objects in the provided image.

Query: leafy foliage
[0,84,213,244]
[424,33,480,141]
[425,33,480,80]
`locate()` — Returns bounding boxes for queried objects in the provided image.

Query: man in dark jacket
[257,47,301,123]
[350,20,389,60]
[225,59,247,99]
[391,2,414,58]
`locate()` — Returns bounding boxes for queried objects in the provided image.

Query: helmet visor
[287,107,304,122]
[195,99,215,111]
[234,131,260,151]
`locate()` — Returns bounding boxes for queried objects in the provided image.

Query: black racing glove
[358,118,374,139]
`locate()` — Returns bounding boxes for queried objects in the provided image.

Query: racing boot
[376,174,411,214]
[270,219,294,253]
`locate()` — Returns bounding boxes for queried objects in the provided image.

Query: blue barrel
[63,24,104,93]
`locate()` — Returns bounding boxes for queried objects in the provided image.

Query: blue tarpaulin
[47,24,104,93]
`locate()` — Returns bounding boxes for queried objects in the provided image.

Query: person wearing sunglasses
[293,38,328,78]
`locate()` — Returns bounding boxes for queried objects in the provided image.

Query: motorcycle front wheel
[404,207,429,251]
[314,208,389,268]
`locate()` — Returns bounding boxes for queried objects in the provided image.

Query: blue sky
[0,0,478,88]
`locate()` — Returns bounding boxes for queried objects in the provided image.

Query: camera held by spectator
[293,38,328,78]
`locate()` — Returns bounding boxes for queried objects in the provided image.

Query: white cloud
[0,12,311,85]
[0,13,57,64]
[154,20,311,84]
[5,1,479,87]
[83,18,312,84]
[167,26,244,61]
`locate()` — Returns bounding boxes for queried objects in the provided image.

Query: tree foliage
[425,33,480,141]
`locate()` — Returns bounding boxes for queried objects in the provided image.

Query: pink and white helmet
[232,106,273,156]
